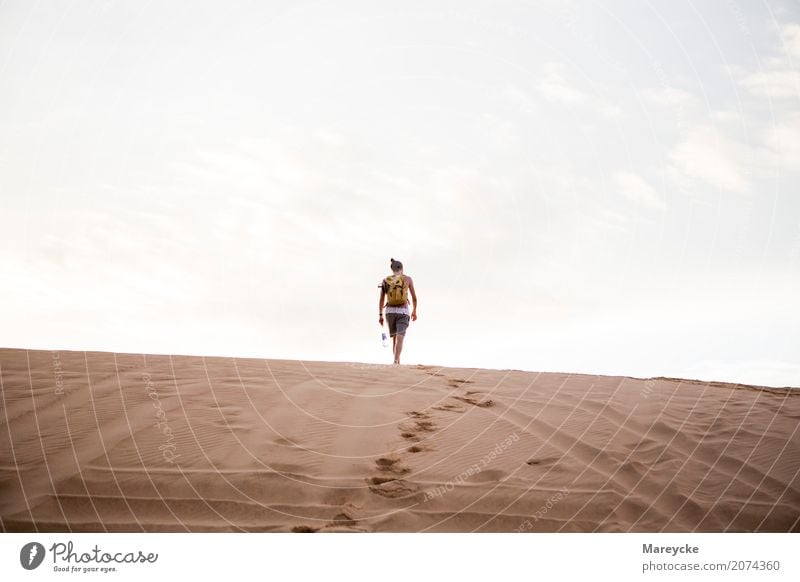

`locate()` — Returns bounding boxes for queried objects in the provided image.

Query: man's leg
[393,333,405,364]
[393,315,409,364]
[387,314,397,363]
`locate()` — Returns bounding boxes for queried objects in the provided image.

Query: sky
[1,0,798,387]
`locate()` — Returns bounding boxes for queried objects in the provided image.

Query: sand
[1,348,798,532]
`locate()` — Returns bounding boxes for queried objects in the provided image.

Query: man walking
[378,258,418,365]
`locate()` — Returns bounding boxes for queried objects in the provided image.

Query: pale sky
[1,0,799,387]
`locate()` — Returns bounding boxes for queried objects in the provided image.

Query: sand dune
[1,348,798,532]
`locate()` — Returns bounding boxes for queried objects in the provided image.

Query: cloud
[539,62,586,104]
[740,23,800,99]
[641,87,696,107]
[503,83,537,114]
[613,170,666,209]
[760,113,800,170]
[669,126,750,193]
[741,69,800,99]
[537,62,620,118]
[782,23,800,61]
[313,129,345,147]
[733,22,800,174]
[193,149,266,187]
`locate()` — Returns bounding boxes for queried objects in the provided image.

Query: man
[378,258,418,365]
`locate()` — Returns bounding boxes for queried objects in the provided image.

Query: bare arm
[407,276,418,319]
[378,286,386,325]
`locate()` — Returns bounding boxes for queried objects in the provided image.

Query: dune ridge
[1,348,798,532]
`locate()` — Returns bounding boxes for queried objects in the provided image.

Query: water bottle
[381,332,389,347]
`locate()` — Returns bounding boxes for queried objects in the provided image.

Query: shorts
[385,312,410,337]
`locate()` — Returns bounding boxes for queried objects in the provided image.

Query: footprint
[454,395,495,408]
[400,432,420,441]
[375,457,409,475]
[415,365,445,377]
[446,378,475,387]
[432,402,466,413]
[291,525,318,533]
[367,476,419,498]
[406,410,430,419]
[331,512,357,526]
[414,420,436,432]
[399,420,437,434]
[406,445,426,453]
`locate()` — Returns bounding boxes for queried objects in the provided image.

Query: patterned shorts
[385,312,410,336]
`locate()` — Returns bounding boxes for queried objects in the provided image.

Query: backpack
[383,274,408,306]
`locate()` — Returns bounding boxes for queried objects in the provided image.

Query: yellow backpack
[383,274,408,306]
